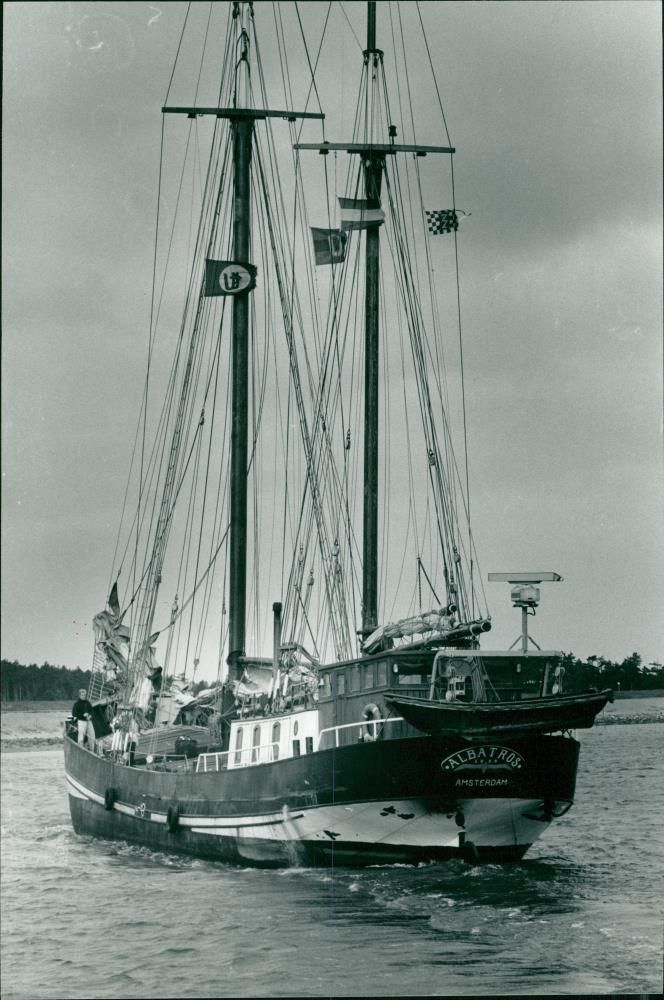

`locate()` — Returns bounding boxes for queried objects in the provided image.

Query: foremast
[362,3,382,637]
[136,2,323,683]
[228,107,251,676]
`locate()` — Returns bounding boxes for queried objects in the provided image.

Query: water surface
[1,700,662,997]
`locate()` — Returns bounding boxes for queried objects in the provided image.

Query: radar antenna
[488,572,563,653]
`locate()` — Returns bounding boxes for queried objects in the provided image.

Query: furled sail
[90,584,130,700]
[362,610,455,653]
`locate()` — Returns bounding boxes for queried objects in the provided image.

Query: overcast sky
[2,1,662,675]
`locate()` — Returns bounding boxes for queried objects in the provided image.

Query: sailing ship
[64,1,611,866]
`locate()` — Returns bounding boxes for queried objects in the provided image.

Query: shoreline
[612,689,664,699]
[2,690,664,713]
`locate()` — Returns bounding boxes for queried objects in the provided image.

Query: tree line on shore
[0,660,213,703]
[1,652,663,703]
[1,661,92,703]
[558,651,663,692]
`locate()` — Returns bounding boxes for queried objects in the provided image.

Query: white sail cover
[232,659,319,701]
[233,664,274,699]
[363,610,454,653]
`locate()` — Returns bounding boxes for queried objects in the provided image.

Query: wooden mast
[227,6,253,679]
[361,0,382,637]
[163,4,322,679]
[294,0,454,650]
[227,113,252,675]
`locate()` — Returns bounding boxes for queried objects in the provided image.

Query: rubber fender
[166,803,181,833]
[104,787,117,811]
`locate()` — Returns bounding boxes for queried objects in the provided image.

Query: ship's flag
[339,197,385,230]
[425,209,469,235]
[204,259,257,295]
[311,227,348,265]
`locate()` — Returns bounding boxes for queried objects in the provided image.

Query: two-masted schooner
[64,1,611,866]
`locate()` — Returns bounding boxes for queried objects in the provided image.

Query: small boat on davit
[387,685,613,741]
[64,1,612,867]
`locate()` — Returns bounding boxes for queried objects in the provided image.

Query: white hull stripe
[65,771,303,829]
[65,771,550,848]
[66,773,104,805]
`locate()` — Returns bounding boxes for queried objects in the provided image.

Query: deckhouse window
[305,736,313,755]
[272,722,281,761]
[336,672,345,695]
[377,662,388,687]
[234,726,243,764]
[350,665,361,692]
[399,672,422,686]
[363,664,374,690]
[251,725,261,763]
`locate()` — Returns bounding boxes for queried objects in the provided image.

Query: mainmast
[296,2,454,646]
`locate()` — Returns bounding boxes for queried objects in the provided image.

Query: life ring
[362,703,382,741]
[166,804,181,833]
[104,787,117,811]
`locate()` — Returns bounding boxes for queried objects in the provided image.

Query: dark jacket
[72,698,93,721]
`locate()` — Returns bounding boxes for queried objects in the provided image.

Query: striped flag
[339,197,385,230]
[311,228,348,265]
[425,209,469,235]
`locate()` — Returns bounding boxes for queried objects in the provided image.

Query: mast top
[367,0,376,49]
[364,0,381,60]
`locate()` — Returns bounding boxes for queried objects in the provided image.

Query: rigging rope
[105,1,491,699]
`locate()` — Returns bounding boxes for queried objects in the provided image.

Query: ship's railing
[196,751,228,773]
[196,717,407,771]
[196,741,280,773]
[317,715,404,750]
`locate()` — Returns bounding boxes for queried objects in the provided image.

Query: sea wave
[2,736,63,751]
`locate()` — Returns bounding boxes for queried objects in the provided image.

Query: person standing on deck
[72,689,95,747]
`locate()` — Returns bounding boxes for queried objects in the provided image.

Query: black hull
[65,731,580,866]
